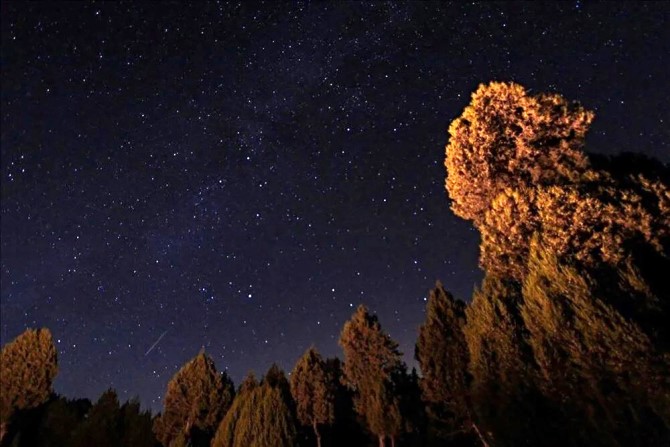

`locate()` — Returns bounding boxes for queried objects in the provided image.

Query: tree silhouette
[0,328,58,442]
[290,347,336,447]
[339,305,407,447]
[153,350,234,447]
[415,282,470,441]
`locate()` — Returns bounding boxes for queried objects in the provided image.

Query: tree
[463,275,540,447]
[339,305,407,447]
[211,371,258,447]
[70,389,122,447]
[290,347,337,447]
[519,238,670,446]
[415,282,470,441]
[445,81,593,227]
[211,366,297,447]
[0,328,58,441]
[153,350,234,447]
[444,82,670,279]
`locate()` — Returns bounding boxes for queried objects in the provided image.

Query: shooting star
[144,329,169,356]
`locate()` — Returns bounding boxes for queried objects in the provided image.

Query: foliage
[211,366,297,447]
[339,305,408,447]
[153,350,234,447]
[0,328,58,441]
[415,282,470,440]
[519,239,670,446]
[445,81,670,279]
[290,347,336,447]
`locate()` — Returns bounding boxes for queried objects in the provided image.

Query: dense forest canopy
[2,83,669,446]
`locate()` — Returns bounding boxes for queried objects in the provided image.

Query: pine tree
[415,282,470,441]
[339,305,407,447]
[153,350,234,447]
[290,347,336,447]
[0,328,58,441]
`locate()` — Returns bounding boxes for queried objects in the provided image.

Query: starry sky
[2,2,669,411]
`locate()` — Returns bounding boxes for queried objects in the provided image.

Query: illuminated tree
[0,328,58,441]
[211,366,297,447]
[415,282,470,440]
[339,305,407,447]
[153,350,234,447]
[445,82,670,279]
[290,347,336,447]
[445,81,593,226]
[462,276,540,446]
[520,238,670,446]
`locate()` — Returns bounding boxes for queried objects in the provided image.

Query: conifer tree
[211,371,258,447]
[153,350,234,447]
[415,282,470,440]
[339,305,407,447]
[211,366,297,447]
[70,389,122,447]
[290,347,336,447]
[0,328,58,441]
[520,238,670,446]
[444,82,670,279]
[463,276,539,447]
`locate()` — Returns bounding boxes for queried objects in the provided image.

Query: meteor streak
[144,329,169,356]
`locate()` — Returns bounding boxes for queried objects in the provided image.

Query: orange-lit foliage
[153,351,234,447]
[446,82,670,278]
[520,239,670,445]
[0,328,58,439]
[290,347,336,447]
[339,305,406,447]
[415,282,469,436]
[445,82,592,226]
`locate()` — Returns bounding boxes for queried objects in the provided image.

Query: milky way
[2,2,668,410]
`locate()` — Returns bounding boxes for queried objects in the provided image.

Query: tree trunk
[313,420,321,447]
[378,434,385,447]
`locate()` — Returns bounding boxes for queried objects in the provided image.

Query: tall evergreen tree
[211,371,258,447]
[153,350,234,447]
[211,366,297,447]
[339,305,407,447]
[463,276,539,447]
[0,328,58,442]
[415,282,470,441]
[290,347,336,447]
[520,239,670,446]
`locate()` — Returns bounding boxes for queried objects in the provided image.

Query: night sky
[2,2,669,411]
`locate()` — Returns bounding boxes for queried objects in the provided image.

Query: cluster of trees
[1,82,669,446]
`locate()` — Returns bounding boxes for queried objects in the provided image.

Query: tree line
[1,82,669,447]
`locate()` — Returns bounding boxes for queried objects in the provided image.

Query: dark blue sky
[2,1,668,411]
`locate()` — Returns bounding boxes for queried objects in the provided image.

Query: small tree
[290,347,336,447]
[339,305,407,447]
[0,328,58,441]
[153,350,234,447]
